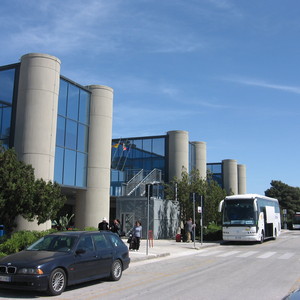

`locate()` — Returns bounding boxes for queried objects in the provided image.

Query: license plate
[0,275,11,282]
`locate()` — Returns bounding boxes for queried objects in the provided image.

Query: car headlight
[18,268,44,275]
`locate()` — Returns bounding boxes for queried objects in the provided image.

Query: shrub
[203,222,222,241]
[0,229,56,255]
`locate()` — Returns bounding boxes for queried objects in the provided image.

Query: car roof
[48,231,113,236]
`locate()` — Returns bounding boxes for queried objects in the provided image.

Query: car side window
[107,234,123,248]
[77,236,94,252]
[93,234,111,250]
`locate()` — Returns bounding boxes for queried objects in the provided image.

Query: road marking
[278,252,294,259]
[237,251,259,258]
[197,250,223,256]
[257,251,276,258]
[217,250,241,257]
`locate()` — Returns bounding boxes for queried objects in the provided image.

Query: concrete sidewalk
[123,239,221,263]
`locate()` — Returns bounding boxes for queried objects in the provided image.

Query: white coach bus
[218,194,281,243]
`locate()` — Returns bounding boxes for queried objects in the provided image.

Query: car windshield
[27,235,77,252]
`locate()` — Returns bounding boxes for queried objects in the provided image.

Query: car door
[71,235,99,282]
[92,233,114,277]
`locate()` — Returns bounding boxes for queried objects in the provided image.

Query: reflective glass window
[58,79,68,116]
[65,119,77,150]
[67,85,79,120]
[0,69,15,104]
[76,152,87,187]
[1,105,11,139]
[54,146,64,184]
[152,138,165,156]
[77,124,88,152]
[143,139,152,152]
[64,149,76,185]
[79,90,90,124]
[56,116,65,147]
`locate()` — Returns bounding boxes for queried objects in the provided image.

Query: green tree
[0,146,66,233]
[265,180,300,221]
[165,168,227,227]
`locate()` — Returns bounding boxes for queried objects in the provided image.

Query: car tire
[48,268,66,296]
[110,260,122,281]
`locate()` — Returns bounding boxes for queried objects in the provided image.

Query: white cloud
[223,77,300,95]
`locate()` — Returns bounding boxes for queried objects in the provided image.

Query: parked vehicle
[0,231,130,296]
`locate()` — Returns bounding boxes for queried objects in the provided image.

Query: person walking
[130,221,142,251]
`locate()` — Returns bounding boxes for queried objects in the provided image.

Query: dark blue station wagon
[0,231,130,296]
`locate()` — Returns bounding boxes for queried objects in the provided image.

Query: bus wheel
[260,231,264,244]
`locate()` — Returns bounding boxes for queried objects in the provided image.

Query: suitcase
[176,233,181,242]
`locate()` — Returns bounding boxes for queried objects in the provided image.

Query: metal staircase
[123,169,162,196]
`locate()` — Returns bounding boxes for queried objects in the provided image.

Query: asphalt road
[0,230,299,300]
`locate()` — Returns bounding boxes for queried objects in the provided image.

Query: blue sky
[1,0,300,195]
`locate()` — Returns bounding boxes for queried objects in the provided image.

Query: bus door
[264,206,275,238]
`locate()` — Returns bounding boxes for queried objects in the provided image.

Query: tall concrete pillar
[14,53,61,231]
[222,159,238,195]
[76,85,113,229]
[167,130,189,181]
[238,164,247,194]
[191,141,206,179]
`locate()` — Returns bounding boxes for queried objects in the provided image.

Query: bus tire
[260,231,264,244]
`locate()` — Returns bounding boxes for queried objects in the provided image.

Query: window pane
[65,119,77,150]
[67,84,79,120]
[143,139,152,152]
[0,105,11,139]
[76,152,87,187]
[58,79,68,116]
[56,116,65,147]
[77,124,88,152]
[79,90,90,124]
[0,69,15,104]
[64,149,76,185]
[54,146,64,184]
[152,138,165,156]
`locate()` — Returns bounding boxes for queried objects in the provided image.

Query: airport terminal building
[0,53,246,232]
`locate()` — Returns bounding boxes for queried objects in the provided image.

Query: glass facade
[111,136,166,196]
[54,78,90,188]
[207,163,223,187]
[189,142,196,172]
[0,65,18,148]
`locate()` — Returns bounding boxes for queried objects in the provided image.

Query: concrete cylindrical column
[14,53,61,181]
[76,85,113,229]
[14,53,61,231]
[238,164,247,194]
[167,130,189,181]
[192,141,206,179]
[222,159,238,195]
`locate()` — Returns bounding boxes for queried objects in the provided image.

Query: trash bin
[0,225,5,237]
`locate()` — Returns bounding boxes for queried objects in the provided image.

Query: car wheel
[110,260,122,281]
[48,268,66,296]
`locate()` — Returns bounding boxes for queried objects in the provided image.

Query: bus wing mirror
[218,200,224,212]
[254,200,258,212]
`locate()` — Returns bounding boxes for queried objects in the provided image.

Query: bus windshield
[223,199,257,226]
[292,214,300,225]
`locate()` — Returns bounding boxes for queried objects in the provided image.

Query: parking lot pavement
[122,239,221,262]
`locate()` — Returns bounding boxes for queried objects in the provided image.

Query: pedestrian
[110,219,122,236]
[186,218,193,242]
[98,217,109,231]
[130,221,142,251]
